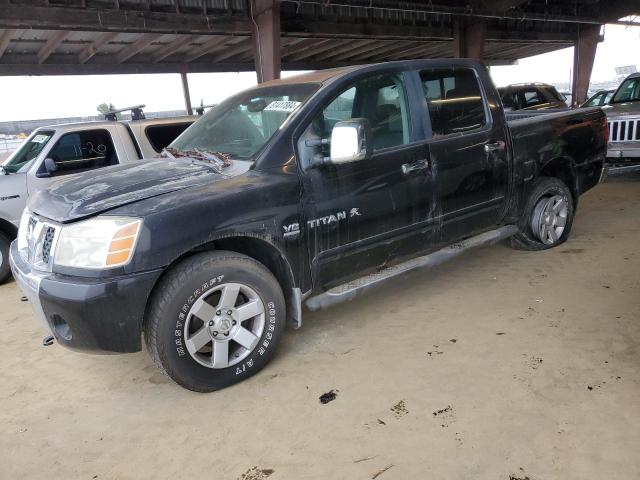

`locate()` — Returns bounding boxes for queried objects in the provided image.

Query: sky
[0,24,638,122]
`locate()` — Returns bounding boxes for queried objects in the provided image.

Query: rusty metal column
[571,25,601,107]
[453,19,486,60]
[250,0,281,83]
[180,72,193,116]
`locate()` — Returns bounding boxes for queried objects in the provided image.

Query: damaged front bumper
[9,241,163,353]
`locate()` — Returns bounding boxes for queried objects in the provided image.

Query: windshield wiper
[162,147,232,173]
[0,165,9,175]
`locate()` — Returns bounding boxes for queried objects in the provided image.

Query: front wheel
[144,251,286,392]
[510,177,575,251]
[0,232,11,284]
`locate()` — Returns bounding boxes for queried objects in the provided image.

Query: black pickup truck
[10,60,607,392]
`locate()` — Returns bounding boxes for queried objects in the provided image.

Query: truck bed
[507,107,607,198]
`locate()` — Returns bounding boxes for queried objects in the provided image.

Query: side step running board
[306,225,519,311]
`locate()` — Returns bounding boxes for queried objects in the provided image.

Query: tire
[510,176,575,251]
[0,232,11,285]
[144,251,285,392]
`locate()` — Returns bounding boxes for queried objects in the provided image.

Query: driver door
[299,71,436,290]
[27,127,122,194]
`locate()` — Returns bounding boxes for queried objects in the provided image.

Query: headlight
[54,216,142,269]
[17,209,30,251]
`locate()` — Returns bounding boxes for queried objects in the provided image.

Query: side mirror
[329,118,372,164]
[44,158,58,174]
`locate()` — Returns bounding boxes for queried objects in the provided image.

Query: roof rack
[195,104,217,116]
[104,104,146,121]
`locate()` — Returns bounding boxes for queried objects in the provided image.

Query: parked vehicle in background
[498,83,569,111]
[0,112,195,283]
[558,91,573,107]
[11,60,607,392]
[582,89,615,107]
[602,72,640,174]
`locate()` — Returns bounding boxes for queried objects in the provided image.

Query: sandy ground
[1,175,639,480]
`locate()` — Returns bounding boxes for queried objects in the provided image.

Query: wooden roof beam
[331,40,413,62]
[116,33,162,63]
[183,35,229,63]
[152,35,196,63]
[78,32,119,64]
[37,30,69,64]
[0,29,15,60]
[284,38,334,62]
[313,39,371,62]
[209,40,253,62]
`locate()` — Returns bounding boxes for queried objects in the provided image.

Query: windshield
[1,131,54,174]
[171,83,319,159]
[612,78,640,104]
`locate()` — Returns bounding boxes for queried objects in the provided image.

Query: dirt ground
[1,175,639,480]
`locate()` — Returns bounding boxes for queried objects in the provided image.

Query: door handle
[484,141,506,153]
[401,159,429,175]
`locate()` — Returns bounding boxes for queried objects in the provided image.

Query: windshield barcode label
[264,100,301,112]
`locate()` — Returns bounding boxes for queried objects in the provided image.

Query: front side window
[311,74,410,151]
[420,68,486,136]
[584,92,603,107]
[45,129,118,175]
[2,131,53,174]
[612,78,640,103]
[172,83,319,159]
[499,90,518,110]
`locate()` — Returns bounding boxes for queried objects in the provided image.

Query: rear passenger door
[417,67,509,245]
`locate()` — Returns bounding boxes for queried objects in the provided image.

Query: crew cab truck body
[10,60,607,392]
[0,116,195,282]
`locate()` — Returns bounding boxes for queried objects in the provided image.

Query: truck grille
[21,214,59,271]
[608,118,640,143]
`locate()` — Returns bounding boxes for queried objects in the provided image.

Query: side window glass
[585,93,601,107]
[315,86,356,138]
[604,91,614,104]
[310,74,410,153]
[47,129,118,175]
[523,89,542,107]
[146,123,192,152]
[500,91,517,110]
[419,68,486,136]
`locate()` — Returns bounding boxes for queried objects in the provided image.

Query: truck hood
[29,159,251,223]
[602,102,640,118]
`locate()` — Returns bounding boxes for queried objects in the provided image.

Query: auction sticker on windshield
[265,100,301,112]
[32,134,50,143]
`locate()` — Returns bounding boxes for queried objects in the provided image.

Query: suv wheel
[144,251,285,392]
[510,176,575,251]
[0,232,11,284]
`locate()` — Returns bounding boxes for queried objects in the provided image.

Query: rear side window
[145,122,192,152]
[419,68,486,136]
[522,88,544,108]
[46,129,118,175]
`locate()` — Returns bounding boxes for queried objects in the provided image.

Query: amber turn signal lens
[106,221,141,267]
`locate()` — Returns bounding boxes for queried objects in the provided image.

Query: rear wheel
[510,177,575,251]
[0,232,11,284]
[144,251,285,392]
